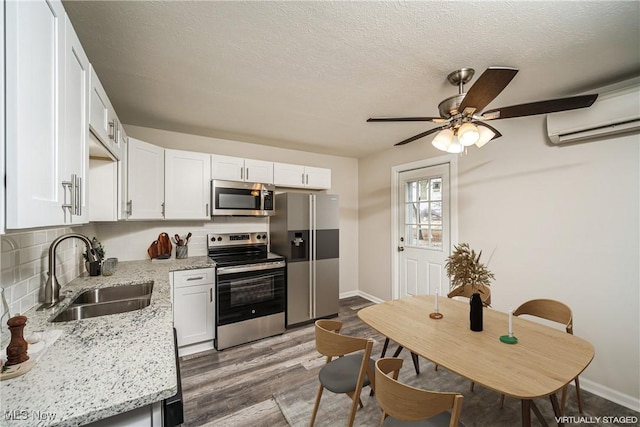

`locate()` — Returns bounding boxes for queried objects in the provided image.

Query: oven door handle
[217,261,286,275]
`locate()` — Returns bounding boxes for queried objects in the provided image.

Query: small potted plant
[83,237,105,276]
[445,243,494,331]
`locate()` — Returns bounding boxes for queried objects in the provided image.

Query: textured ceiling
[64,1,640,158]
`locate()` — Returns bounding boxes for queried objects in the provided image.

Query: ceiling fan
[367,67,598,153]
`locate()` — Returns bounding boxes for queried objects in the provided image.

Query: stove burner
[207,232,283,267]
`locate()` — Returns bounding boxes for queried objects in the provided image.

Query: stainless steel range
[208,232,286,350]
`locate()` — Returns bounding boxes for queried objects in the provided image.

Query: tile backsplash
[0,225,95,316]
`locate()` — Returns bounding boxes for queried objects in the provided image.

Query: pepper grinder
[5,315,29,366]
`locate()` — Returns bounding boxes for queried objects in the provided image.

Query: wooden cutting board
[157,233,172,257]
[148,233,173,259]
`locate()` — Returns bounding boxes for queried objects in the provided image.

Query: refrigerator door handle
[309,194,314,319]
[311,194,318,318]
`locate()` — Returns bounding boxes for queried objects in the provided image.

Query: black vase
[86,260,101,276]
[470,292,483,331]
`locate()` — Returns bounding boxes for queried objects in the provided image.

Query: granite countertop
[0,256,213,427]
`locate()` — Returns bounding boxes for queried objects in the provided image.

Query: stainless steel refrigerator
[270,193,339,327]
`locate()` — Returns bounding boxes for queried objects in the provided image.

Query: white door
[127,138,165,220]
[165,149,211,219]
[244,158,273,184]
[397,164,450,298]
[211,154,244,181]
[5,0,66,229]
[63,14,90,224]
[174,284,215,347]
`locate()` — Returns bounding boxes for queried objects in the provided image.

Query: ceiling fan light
[475,125,496,148]
[458,122,480,146]
[432,129,454,152]
[446,136,464,154]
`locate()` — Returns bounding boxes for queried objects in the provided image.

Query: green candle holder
[499,335,518,344]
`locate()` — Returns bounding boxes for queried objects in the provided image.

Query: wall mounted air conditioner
[547,77,640,144]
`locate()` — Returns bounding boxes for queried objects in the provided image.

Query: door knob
[398,246,405,252]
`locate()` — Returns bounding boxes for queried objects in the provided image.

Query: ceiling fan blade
[481,94,598,120]
[458,67,519,114]
[367,117,443,122]
[394,127,442,146]
[474,121,502,140]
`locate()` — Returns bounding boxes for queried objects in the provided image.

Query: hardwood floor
[178,296,374,427]
[178,296,638,427]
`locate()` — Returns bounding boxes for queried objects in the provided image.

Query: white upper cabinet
[165,149,211,219]
[127,138,165,220]
[63,13,90,224]
[304,166,332,189]
[273,162,331,190]
[89,66,121,160]
[211,155,273,184]
[5,0,89,229]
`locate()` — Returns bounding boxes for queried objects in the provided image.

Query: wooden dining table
[358,295,595,427]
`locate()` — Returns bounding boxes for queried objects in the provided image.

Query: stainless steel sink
[68,282,153,305]
[51,282,154,322]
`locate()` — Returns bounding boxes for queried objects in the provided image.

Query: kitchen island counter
[0,257,212,427]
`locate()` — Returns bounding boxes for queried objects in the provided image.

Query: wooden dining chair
[375,357,465,427]
[499,299,583,414]
[310,319,375,427]
[446,284,492,306]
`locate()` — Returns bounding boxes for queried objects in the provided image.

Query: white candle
[435,290,439,313]
[508,308,513,337]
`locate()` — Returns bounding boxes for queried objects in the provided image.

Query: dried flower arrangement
[445,243,494,291]
[83,237,105,262]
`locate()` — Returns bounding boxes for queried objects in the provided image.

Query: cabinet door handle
[246,168,249,181]
[70,174,77,216]
[76,175,82,216]
[161,202,165,217]
[186,276,204,281]
[109,120,116,140]
[126,200,132,216]
[205,203,209,216]
[306,174,309,185]
[61,180,73,215]
[302,173,305,185]
[241,167,244,181]
[209,288,213,303]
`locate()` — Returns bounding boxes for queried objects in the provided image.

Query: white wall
[94,125,359,295]
[358,116,639,408]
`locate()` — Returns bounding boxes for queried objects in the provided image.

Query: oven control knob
[217,237,222,242]
[210,236,216,242]
[256,235,261,240]
[262,234,267,240]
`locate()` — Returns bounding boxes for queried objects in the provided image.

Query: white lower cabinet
[172,268,215,356]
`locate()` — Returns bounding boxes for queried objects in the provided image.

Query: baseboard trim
[579,377,640,412]
[338,290,360,299]
[339,290,384,304]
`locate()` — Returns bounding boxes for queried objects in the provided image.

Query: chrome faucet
[38,233,100,310]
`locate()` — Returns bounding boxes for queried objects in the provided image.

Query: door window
[405,177,443,249]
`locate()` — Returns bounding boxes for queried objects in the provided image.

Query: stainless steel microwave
[211,180,275,216]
